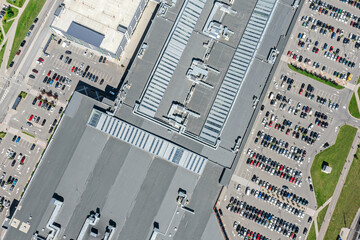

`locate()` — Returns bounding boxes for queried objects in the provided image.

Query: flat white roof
[52,0,142,53]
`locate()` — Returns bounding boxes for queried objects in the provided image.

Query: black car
[29,24,35,30]
[65,50,72,54]
[20,40,26,47]
[59,107,63,114]
[59,55,63,60]
[52,119,57,126]
[43,76,48,83]
[49,126,54,133]
[34,18,38,23]
[58,39,62,44]
[52,73,57,80]
[103,57,106,63]
[32,98,37,105]
[9,61,14,68]
[11,160,16,167]
[68,58,72,64]
[100,79,104,85]
[29,74,35,79]
[41,119,46,126]
[12,135,17,142]
[85,65,90,72]
[30,143,36,151]
[99,56,103,62]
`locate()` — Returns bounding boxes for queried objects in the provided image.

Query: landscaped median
[310,125,357,207]
[349,93,360,118]
[288,63,344,90]
[7,0,46,68]
[324,145,360,239]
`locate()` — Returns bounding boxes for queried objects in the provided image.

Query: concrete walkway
[313,197,332,237]
[354,84,360,116]
[317,130,360,240]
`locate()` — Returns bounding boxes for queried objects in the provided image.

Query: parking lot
[216,0,360,239]
[0,34,124,225]
[9,36,122,142]
[287,0,360,87]
[0,131,42,219]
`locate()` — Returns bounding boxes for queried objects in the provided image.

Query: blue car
[16,136,21,143]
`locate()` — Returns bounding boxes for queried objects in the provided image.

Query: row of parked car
[310,0,360,31]
[247,186,305,218]
[246,149,303,186]
[233,221,270,240]
[251,174,309,207]
[227,198,299,239]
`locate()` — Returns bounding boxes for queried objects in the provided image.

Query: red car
[299,89,303,95]
[286,129,290,135]
[315,48,319,54]
[38,101,42,107]
[287,50,291,56]
[71,66,75,72]
[16,50,21,55]
[269,121,273,127]
[329,46,333,51]
[32,69,38,73]
[275,124,279,130]
[28,114,33,121]
[56,75,60,81]
[37,57,44,62]
[20,156,25,165]
[47,70,52,76]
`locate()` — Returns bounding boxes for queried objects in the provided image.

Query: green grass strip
[0,41,7,68]
[22,131,35,138]
[3,19,14,34]
[288,64,344,90]
[7,0,46,67]
[349,93,360,119]
[324,146,360,239]
[317,205,329,230]
[307,223,316,240]
[310,125,357,207]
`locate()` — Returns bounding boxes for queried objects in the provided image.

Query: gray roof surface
[89,109,207,175]
[67,21,104,47]
[138,0,206,117]
[199,0,278,145]
[3,93,223,240]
